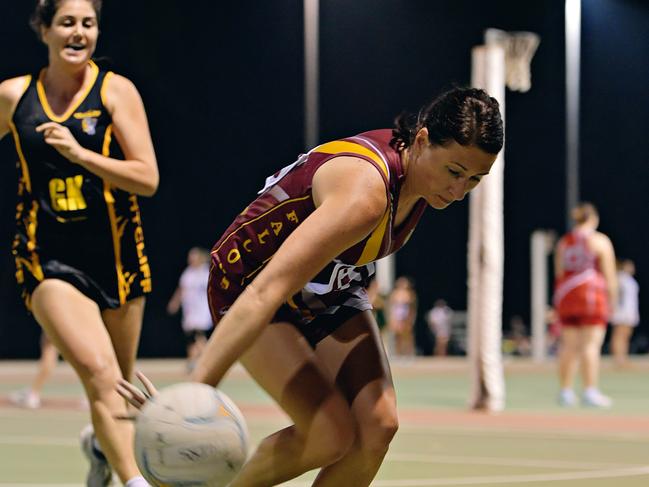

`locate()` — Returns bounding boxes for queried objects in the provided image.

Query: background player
[167,247,214,372]
[553,202,617,408]
[610,258,640,368]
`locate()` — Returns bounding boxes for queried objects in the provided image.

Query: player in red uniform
[554,202,617,407]
[120,87,503,486]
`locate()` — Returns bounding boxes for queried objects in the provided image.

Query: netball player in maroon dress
[120,87,503,486]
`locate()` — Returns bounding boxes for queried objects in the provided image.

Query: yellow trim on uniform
[101,124,128,304]
[211,195,312,256]
[26,200,44,281]
[9,120,32,194]
[36,60,99,123]
[313,140,389,178]
[241,254,275,286]
[102,124,113,156]
[8,75,34,193]
[73,109,101,119]
[355,208,390,266]
[314,140,392,266]
[100,71,114,107]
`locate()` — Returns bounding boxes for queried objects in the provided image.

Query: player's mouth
[65,43,86,51]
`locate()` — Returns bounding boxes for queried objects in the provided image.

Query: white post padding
[375,255,395,296]
[531,230,549,362]
[467,45,506,412]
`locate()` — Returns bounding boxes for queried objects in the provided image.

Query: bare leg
[611,324,633,367]
[311,311,398,486]
[187,332,207,365]
[558,327,580,390]
[30,335,59,395]
[31,280,143,483]
[580,325,606,389]
[229,322,355,487]
[434,337,449,357]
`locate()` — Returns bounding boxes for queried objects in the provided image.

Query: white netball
[134,382,249,487]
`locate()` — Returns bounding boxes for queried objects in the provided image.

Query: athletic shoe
[8,388,41,409]
[558,389,577,407]
[80,424,114,487]
[582,389,612,408]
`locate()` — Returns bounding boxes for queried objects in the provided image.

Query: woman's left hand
[116,370,159,411]
[36,122,88,164]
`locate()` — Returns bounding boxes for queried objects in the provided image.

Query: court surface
[1,357,648,486]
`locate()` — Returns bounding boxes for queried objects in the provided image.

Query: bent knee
[305,397,356,466]
[360,407,399,455]
[77,356,121,396]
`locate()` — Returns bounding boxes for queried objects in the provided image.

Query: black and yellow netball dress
[9,60,152,310]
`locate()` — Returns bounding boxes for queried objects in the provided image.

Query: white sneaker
[582,389,613,408]
[80,424,114,487]
[8,388,41,409]
[558,389,577,407]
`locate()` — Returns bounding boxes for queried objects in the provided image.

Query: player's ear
[414,127,429,148]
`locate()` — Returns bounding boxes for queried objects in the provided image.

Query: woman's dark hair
[390,87,504,155]
[30,0,102,38]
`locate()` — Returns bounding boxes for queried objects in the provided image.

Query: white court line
[0,435,77,446]
[0,485,81,487]
[281,465,649,486]
[387,452,635,470]
[399,423,649,442]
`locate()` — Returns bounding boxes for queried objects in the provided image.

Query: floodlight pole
[304,0,319,151]
[566,0,581,229]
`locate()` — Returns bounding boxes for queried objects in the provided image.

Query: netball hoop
[485,28,541,93]
[467,29,540,412]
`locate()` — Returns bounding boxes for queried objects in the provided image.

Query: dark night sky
[0,0,647,357]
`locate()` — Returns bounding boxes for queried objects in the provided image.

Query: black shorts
[274,304,368,348]
[13,229,151,311]
[183,328,212,345]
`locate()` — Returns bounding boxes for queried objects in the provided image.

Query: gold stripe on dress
[313,140,389,178]
[101,124,128,304]
[36,60,100,123]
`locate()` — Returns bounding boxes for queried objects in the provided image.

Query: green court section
[1,358,648,486]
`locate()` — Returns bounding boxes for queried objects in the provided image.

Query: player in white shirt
[167,248,213,371]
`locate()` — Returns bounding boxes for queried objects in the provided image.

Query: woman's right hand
[116,370,159,411]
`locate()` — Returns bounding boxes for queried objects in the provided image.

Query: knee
[78,355,120,398]
[305,398,356,467]
[360,408,399,457]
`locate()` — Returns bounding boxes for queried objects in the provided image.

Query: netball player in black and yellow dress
[0,1,156,486]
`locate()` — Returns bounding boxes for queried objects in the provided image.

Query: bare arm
[191,156,388,387]
[0,76,31,140]
[167,286,182,314]
[592,232,618,307]
[36,74,159,196]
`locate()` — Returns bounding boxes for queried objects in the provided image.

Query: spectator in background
[610,259,640,368]
[426,299,453,356]
[545,306,561,356]
[553,202,617,408]
[167,247,214,372]
[387,276,418,357]
[503,315,531,356]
